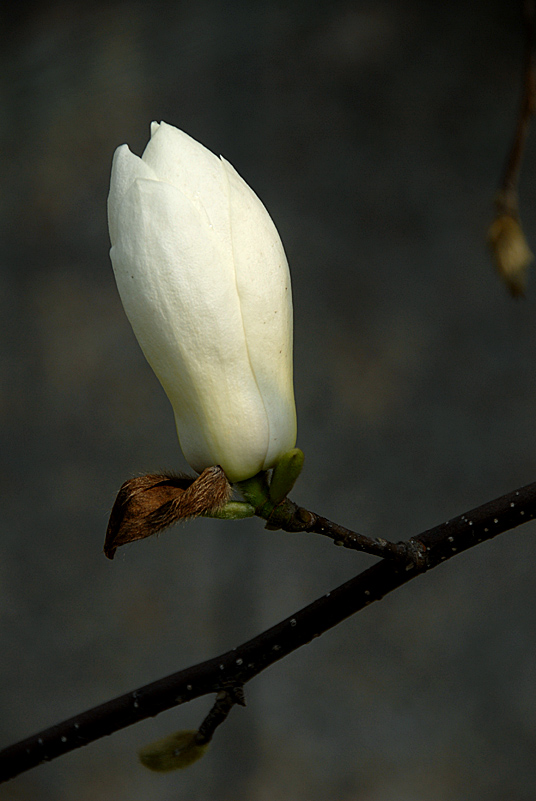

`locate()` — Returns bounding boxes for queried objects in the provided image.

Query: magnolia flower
[108,121,296,483]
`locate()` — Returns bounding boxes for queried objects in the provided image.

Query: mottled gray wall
[2,1,536,800]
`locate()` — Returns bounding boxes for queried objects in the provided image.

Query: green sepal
[269,448,305,504]
[235,462,307,532]
[235,472,271,513]
[203,501,255,520]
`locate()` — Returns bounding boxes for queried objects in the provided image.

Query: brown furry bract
[104,466,232,559]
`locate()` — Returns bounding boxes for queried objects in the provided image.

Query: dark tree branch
[1,480,536,783]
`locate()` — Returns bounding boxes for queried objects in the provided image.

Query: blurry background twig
[489,0,536,295]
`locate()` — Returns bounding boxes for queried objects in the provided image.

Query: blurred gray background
[2,1,536,799]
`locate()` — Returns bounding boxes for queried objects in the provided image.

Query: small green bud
[139,730,209,772]
[269,449,305,504]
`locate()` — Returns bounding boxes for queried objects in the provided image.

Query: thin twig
[263,498,426,565]
[297,508,426,565]
[195,686,245,746]
[1,479,535,783]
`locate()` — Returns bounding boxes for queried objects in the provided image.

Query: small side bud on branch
[138,730,209,772]
[138,686,243,772]
[104,466,232,559]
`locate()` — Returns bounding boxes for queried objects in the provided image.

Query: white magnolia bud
[108,122,296,482]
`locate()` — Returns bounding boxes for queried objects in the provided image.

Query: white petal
[141,122,232,252]
[108,144,158,246]
[110,177,271,481]
[222,158,297,468]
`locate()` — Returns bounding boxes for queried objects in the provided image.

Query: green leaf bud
[139,730,209,772]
